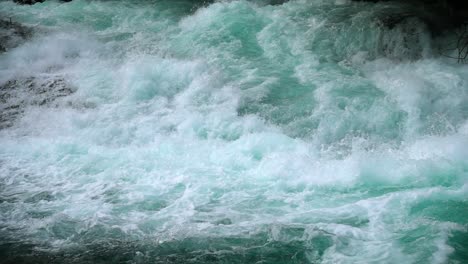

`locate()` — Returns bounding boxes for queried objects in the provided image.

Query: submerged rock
[0,77,75,129]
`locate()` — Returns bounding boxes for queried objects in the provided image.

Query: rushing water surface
[0,0,467,263]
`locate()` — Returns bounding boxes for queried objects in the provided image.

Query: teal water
[0,0,467,263]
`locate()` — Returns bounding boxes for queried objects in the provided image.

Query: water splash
[0,0,467,263]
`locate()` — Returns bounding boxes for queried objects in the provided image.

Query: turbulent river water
[0,0,467,263]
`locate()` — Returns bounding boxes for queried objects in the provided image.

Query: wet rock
[13,0,45,5]
[0,20,33,53]
[354,0,468,32]
[0,77,75,129]
[13,0,72,4]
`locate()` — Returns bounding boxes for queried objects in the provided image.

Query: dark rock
[354,0,468,62]
[0,19,33,53]
[0,77,75,129]
[13,0,45,5]
[13,0,72,4]
[354,0,468,32]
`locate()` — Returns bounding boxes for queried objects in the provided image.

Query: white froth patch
[0,0,467,262]
[365,59,468,138]
[0,32,98,81]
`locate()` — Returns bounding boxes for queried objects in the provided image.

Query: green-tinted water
[0,0,467,263]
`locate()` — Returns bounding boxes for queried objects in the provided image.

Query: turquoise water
[0,0,467,263]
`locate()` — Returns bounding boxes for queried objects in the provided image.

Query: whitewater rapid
[0,0,467,263]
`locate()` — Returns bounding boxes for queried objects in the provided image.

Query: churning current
[0,0,467,263]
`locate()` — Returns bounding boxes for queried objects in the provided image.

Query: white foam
[0,0,467,262]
